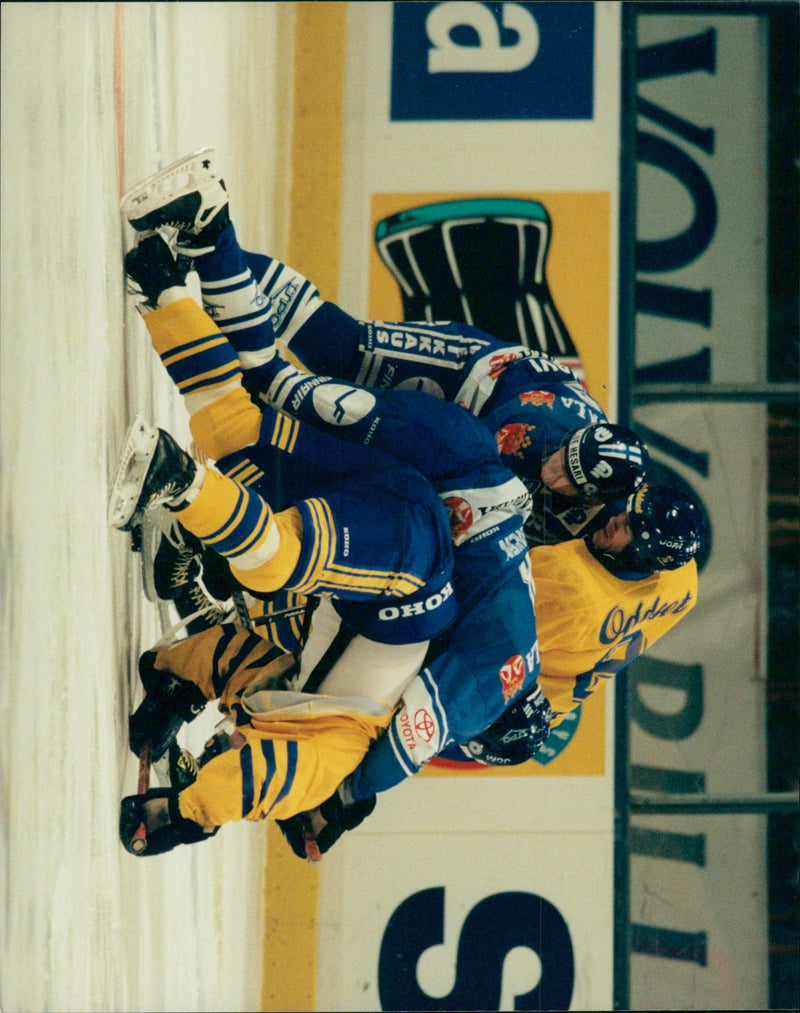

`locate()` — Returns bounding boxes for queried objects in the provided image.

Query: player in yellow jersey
[118,481,702,858]
[449,484,704,767]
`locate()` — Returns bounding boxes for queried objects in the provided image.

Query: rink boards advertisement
[263,4,770,1011]
[264,4,622,1011]
[626,11,769,1010]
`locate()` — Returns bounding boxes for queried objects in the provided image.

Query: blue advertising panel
[391,1,594,120]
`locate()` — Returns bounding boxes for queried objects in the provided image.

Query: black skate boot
[172,576,228,636]
[107,416,198,532]
[122,149,230,255]
[140,508,228,634]
[124,232,192,308]
[141,508,204,602]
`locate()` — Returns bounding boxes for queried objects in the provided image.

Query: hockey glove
[461,683,553,766]
[119,788,217,856]
[129,652,208,760]
[124,233,192,307]
[277,790,377,860]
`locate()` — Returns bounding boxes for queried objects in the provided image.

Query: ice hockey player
[439,483,705,768]
[277,482,704,858]
[120,149,649,547]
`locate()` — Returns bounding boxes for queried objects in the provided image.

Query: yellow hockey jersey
[529,540,698,726]
[145,624,392,828]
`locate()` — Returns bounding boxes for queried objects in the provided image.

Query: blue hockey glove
[462,683,552,766]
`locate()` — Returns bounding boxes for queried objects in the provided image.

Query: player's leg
[194,224,495,400]
[121,155,478,394]
[108,411,455,608]
[128,623,291,762]
[107,415,303,591]
[125,232,266,462]
[179,215,367,388]
[121,154,362,382]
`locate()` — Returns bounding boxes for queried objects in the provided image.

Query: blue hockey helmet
[563,423,648,501]
[590,484,705,575]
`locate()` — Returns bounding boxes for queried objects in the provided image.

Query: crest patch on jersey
[500,654,526,702]
[519,390,555,409]
[495,423,535,459]
[312,384,376,426]
[443,495,474,541]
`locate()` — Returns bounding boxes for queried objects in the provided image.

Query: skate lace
[185,579,225,626]
[169,547,197,590]
[160,217,196,232]
[156,479,192,505]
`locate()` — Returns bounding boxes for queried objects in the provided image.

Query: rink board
[266,4,620,1010]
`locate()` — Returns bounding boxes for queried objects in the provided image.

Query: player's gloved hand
[119,787,217,856]
[277,789,377,860]
[129,652,208,760]
[460,683,552,765]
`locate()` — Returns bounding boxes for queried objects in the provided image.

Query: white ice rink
[1,6,289,1010]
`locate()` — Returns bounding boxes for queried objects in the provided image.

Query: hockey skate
[120,146,229,253]
[107,415,197,532]
[140,507,203,603]
[140,507,228,636]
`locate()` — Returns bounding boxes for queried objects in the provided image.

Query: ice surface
[1,6,283,1010]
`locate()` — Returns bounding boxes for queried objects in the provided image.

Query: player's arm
[144,623,289,704]
[128,624,292,761]
[261,365,506,489]
[121,705,390,855]
[120,733,308,856]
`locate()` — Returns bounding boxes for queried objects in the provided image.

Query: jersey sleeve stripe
[387,720,420,778]
[210,625,239,696]
[419,666,450,744]
[258,740,277,808]
[268,740,299,814]
[240,743,255,819]
[175,362,242,397]
[202,268,252,290]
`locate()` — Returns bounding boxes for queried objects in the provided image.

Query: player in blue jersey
[439,484,705,769]
[121,150,648,548]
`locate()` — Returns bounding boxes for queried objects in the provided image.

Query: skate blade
[120,147,215,218]
[107,415,159,530]
[139,507,165,603]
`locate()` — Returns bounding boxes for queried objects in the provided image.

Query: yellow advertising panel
[369,190,612,415]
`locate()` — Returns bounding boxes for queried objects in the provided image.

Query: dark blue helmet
[563,423,648,501]
[590,484,705,575]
